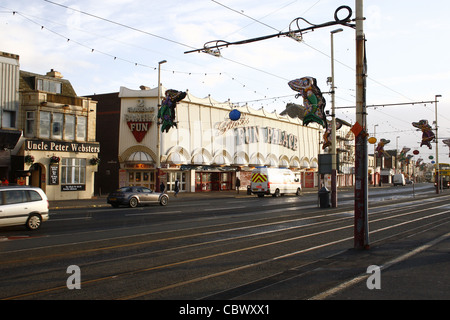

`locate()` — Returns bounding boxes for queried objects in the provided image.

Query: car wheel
[159,196,168,206]
[273,189,280,197]
[129,197,139,208]
[26,214,41,231]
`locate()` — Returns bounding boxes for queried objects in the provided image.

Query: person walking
[235,177,240,194]
[174,179,180,197]
[160,182,165,193]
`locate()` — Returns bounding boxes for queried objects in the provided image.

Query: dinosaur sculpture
[288,77,327,129]
[412,119,435,149]
[158,89,186,133]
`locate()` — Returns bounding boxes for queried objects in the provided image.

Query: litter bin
[318,186,330,208]
[247,185,252,195]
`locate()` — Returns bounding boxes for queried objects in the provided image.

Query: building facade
[10,69,100,200]
[0,52,22,181]
[93,86,322,194]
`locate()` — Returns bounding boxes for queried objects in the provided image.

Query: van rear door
[251,170,269,193]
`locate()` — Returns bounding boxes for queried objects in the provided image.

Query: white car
[0,186,49,230]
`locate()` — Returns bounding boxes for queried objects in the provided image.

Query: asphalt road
[0,184,448,310]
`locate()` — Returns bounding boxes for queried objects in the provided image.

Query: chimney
[46,69,63,79]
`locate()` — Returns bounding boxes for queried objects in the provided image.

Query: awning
[0,129,21,149]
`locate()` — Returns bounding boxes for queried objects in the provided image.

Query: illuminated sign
[125,99,156,143]
[234,126,298,151]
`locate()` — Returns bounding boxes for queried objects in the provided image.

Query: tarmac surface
[48,188,450,300]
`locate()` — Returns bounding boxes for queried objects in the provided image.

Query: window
[37,78,62,94]
[27,190,43,202]
[65,115,75,140]
[52,113,63,139]
[1,110,16,128]
[76,116,87,141]
[25,111,35,137]
[39,111,51,138]
[61,158,86,185]
[1,190,26,205]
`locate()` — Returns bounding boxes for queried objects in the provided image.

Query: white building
[113,86,322,193]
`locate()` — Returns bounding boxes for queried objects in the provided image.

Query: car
[107,186,169,208]
[0,186,49,230]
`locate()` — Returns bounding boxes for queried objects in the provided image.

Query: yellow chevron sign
[251,173,267,183]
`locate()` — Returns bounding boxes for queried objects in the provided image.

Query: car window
[3,190,27,204]
[136,187,143,193]
[141,187,152,193]
[27,190,43,202]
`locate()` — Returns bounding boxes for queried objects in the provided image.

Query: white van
[0,186,49,230]
[250,167,302,197]
[393,174,406,186]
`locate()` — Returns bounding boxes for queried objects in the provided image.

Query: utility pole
[354,0,369,249]
[330,28,343,208]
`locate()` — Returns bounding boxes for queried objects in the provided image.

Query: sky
[1,0,450,164]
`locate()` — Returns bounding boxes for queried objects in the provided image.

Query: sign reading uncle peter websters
[25,139,100,153]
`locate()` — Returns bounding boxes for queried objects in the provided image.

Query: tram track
[1,194,449,300]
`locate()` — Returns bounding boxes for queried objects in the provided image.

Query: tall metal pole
[435,94,441,194]
[330,28,343,208]
[354,0,369,249]
[156,60,167,191]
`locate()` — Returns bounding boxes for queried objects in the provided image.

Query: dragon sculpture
[412,119,435,149]
[288,77,327,129]
[376,138,391,158]
[158,89,187,133]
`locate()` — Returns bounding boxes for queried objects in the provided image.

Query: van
[0,186,49,230]
[250,167,302,197]
[393,174,406,186]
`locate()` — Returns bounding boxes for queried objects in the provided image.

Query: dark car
[107,186,169,208]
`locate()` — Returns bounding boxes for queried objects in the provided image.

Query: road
[0,183,449,306]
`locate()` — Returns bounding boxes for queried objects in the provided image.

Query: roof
[19,70,77,97]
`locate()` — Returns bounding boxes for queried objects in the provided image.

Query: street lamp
[330,28,343,208]
[156,60,167,191]
[435,94,441,194]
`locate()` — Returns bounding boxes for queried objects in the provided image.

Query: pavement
[48,187,450,300]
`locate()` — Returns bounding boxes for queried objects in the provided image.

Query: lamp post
[330,28,343,208]
[156,60,167,191]
[373,124,378,185]
[435,94,441,194]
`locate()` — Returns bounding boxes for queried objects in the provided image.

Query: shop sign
[235,126,298,151]
[25,140,100,153]
[48,164,59,185]
[125,99,156,143]
[61,184,86,191]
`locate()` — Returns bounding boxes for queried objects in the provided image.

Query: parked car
[107,186,169,208]
[0,186,49,230]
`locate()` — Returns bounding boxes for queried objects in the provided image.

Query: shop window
[61,158,86,185]
[39,111,51,138]
[76,116,87,141]
[65,115,75,140]
[25,111,35,137]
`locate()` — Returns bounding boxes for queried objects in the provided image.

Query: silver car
[107,186,169,208]
[0,186,49,230]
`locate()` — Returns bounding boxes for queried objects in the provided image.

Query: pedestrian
[174,179,179,197]
[235,177,240,194]
[160,182,165,193]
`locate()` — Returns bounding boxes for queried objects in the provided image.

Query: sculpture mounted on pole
[412,119,435,149]
[288,76,327,129]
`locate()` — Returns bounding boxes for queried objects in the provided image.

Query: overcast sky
[1,0,449,163]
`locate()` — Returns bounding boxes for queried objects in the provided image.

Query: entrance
[195,172,231,192]
[128,170,155,189]
[29,163,46,192]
